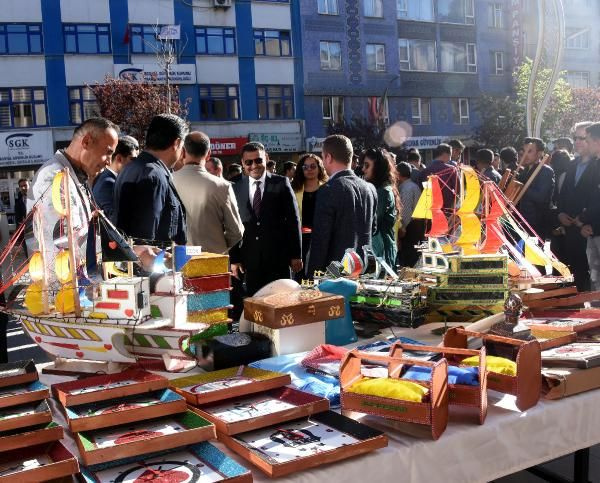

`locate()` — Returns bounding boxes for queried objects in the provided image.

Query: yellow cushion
[462,355,517,376]
[346,377,428,402]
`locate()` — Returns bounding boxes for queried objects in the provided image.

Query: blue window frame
[69,87,99,125]
[195,27,235,55]
[0,88,47,128]
[0,24,43,54]
[199,85,240,121]
[257,85,294,120]
[254,30,291,56]
[64,24,111,54]
[130,24,163,54]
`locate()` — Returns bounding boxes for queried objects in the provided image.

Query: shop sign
[114,64,196,84]
[249,133,303,153]
[210,137,248,156]
[0,130,53,167]
[306,137,326,152]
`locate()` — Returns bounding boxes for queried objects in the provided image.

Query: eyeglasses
[243,157,264,167]
[302,164,318,170]
[574,136,587,141]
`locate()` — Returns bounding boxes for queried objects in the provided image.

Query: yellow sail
[51,171,67,216]
[24,281,45,315]
[56,284,76,314]
[55,250,72,284]
[456,166,482,253]
[29,251,44,282]
[456,213,482,251]
[412,180,433,219]
[457,166,480,214]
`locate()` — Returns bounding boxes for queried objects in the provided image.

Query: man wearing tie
[230,142,302,296]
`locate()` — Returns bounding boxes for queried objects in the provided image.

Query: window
[63,24,111,54]
[320,41,341,70]
[411,98,430,125]
[0,88,47,128]
[567,71,590,88]
[0,24,43,54]
[438,0,475,25]
[398,38,436,71]
[322,96,344,123]
[440,42,477,73]
[195,27,235,55]
[69,87,99,124]
[363,0,383,17]
[130,25,164,54]
[254,30,291,56]
[492,51,504,75]
[396,0,433,21]
[565,28,590,49]
[452,98,469,124]
[318,0,338,15]
[368,96,389,124]
[488,3,504,28]
[257,85,294,119]
[366,43,385,71]
[199,85,240,121]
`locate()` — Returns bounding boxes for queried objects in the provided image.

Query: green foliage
[327,118,387,153]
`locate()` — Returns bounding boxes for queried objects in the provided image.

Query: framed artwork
[52,369,168,407]
[0,421,63,452]
[0,442,79,482]
[0,380,49,409]
[65,389,187,432]
[0,360,38,389]
[76,409,216,466]
[218,411,387,477]
[197,387,329,435]
[0,399,52,432]
[524,316,600,333]
[80,442,251,483]
[170,365,291,405]
[541,342,600,369]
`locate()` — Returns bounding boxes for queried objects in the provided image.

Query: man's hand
[290,258,303,273]
[581,224,594,238]
[231,263,245,279]
[558,213,574,227]
[133,245,162,272]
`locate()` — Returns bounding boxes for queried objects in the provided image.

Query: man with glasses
[230,142,302,296]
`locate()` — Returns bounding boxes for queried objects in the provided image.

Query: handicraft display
[0,421,63,452]
[0,399,52,432]
[541,343,600,369]
[0,380,49,408]
[0,360,38,388]
[0,442,79,482]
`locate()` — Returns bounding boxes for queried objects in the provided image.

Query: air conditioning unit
[213,0,232,8]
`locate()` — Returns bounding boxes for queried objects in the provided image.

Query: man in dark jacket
[418,143,458,210]
[307,135,377,277]
[476,149,502,184]
[113,114,188,246]
[230,142,302,296]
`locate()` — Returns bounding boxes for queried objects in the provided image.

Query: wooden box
[64,388,187,433]
[251,320,326,356]
[523,309,600,339]
[170,365,291,405]
[218,410,387,478]
[244,290,345,329]
[340,350,449,440]
[79,441,251,483]
[181,253,229,278]
[0,380,49,409]
[195,386,329,435]
[75,408,216,466]
[0,399,52,432]
[184,273,231,293]
[0,421,63,452]
[443,327,542,411]
[52,368,168,407]
[0,360,38,388]
[389,342,488,424]
[0,442,79,482]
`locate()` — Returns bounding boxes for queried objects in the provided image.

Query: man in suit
[307,135,377,277]
[92,136,139,218]
[113,114,188,246]
[418,143,458,210]
[173,131,244,253]
[230,142,302,296]
[476,149,502,184]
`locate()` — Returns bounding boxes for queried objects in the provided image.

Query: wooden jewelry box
[0,421,63,452]
[0,442,79,482]
[0,360,38,388]
[0,380,49,409]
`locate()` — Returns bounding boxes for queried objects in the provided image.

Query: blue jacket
[112,151,186,246]
[92,168,117,218]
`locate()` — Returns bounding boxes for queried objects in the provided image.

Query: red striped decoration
[107,289,129,299]
[96,301,121,309]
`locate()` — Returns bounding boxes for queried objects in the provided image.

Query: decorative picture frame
[0,421,63,452]
[0,380,49,409]
[0,442,79,482]
[0,399,52,432]
[0,360,38,389]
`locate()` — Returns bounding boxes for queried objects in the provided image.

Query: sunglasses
[574,136,587,141]
[303,164,318,170]
[243,157,264,167]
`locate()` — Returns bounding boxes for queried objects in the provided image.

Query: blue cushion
[403,365,479,386]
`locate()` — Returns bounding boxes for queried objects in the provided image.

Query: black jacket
[112,151,186,246]
[559,157,599,219]
[516,162,555,238]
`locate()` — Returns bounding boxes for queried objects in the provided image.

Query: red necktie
[253,180,262,217]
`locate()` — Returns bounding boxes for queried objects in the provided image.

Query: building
[0,0,304,216]
[300,0,514,157]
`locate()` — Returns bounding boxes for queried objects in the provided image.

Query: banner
[0,130,53,167]
[249,133,303,153]
[114,64,196,84]
[210,137,248,156]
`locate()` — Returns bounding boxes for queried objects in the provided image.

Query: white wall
[196,57,239,84]
[193,0,237,27]
[2,0,42,22]
[64,56,114,86]
[251,3,291,29]
[60,0,110,22]
[128,0,175,25]
[0,58,46,87]
[254,58,294,84]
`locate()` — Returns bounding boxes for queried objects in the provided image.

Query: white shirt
[248,171,267,206]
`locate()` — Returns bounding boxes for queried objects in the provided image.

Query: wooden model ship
[0,169,231,372]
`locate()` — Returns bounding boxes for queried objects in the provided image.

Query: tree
[562,88,600,128]
[474,95,526,150]
[90,76,188,145]
[327,117,387,153]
